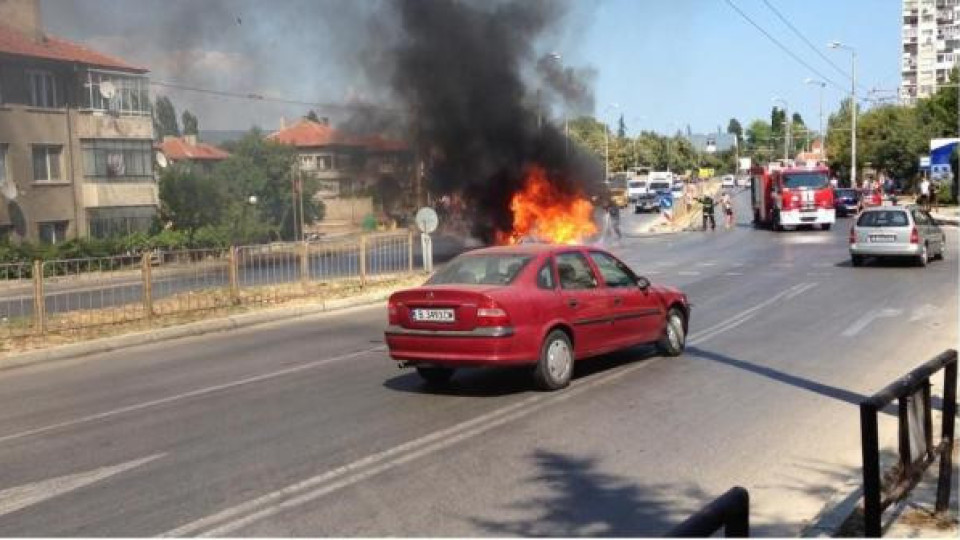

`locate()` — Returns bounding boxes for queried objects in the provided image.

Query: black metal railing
[669,486,750,537]
[859,349,957,537]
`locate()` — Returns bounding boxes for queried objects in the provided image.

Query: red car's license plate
[411,308,455,323]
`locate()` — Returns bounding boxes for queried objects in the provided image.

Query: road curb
[800,476,863,537]
[0,289,398,371]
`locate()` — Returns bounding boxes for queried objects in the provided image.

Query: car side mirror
[636,276,651,290]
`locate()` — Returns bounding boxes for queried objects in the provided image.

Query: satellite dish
[156,151,168,169]
[99,81,117,100]
[415,207,439,234]
[0,177,16,200]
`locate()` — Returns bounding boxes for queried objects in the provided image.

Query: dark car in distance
[834,188,860,217]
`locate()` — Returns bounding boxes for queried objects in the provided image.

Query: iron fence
[669,486,750,537]
[859,349,957,537]
[0,232,419,340]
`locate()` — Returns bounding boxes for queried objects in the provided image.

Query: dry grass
[0,273,425,355]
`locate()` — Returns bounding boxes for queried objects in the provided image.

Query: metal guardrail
[669,486,750,537]
[859,349,957,537]
[0,232,419,340]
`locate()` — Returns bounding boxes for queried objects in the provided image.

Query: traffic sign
[415,207,439,233]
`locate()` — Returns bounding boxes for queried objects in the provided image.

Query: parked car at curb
[385,244,690,390]
[849,207,946,267]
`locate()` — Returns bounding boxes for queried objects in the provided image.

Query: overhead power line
[149,79,405,116]
[761,0,866,93]
[723,0,845,93]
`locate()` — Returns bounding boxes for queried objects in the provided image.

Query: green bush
[362,214,378,232]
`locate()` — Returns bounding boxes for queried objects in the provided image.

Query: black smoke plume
[368,0,602,241]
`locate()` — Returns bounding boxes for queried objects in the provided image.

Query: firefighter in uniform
[695,194,716,231]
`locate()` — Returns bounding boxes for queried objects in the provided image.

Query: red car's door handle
[567,298,579,308]
[613,297,623,306]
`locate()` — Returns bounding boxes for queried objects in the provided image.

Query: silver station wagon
[849,206,946,267]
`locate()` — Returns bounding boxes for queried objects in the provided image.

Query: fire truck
[750,161,835,230]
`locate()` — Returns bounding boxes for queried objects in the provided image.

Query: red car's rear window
[427,254,533,286]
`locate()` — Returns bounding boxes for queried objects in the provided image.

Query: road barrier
[0,232,419,340]
[859,349,957,537]
[669,486,750,537]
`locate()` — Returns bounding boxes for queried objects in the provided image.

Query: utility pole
[830,41,857,187]
[773,97,790,161]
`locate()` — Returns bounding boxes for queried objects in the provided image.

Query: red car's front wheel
[657,308,686,357]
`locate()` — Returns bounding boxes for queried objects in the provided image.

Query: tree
[158,165,227,231]
[305,110,321,123]
[181,110,199,136]
[726,118,743,141]
[617,114,627,139]
[770,107,786,138]
[153,96,180,138]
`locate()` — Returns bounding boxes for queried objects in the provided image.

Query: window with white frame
[81,139,153,182]
[84,70,149,115]
[27,70,58,108]
[32,145,63,182]
[38,221,68,244]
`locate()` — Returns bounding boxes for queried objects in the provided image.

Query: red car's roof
[465,244,597,256]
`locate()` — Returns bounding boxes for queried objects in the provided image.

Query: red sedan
[385,244,690,390]
[860,188,883,209]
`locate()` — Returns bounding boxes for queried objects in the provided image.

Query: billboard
[738,157,752,172]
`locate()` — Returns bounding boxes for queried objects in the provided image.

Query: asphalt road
[0,190,956,536]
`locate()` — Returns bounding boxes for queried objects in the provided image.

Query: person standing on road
[721,191,734,229]
[605,199,622,240]
[695,194,716,231]
[919,176,931,211]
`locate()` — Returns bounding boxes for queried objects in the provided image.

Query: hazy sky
[41,0,900,134]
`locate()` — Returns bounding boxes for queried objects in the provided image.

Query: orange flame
[498,166,597,245]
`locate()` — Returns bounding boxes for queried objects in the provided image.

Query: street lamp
[804,78,827,161]
[548,52,569,156]
[603,103,619,179]
[772,96,790,161]
[829,41,857,187]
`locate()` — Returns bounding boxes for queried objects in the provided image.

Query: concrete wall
[322,197,373,223]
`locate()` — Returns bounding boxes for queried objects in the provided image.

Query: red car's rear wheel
[533,330,573,391]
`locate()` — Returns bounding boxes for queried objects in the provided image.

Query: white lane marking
[771,262,794,268]
[690,282,817,345]
[805,271,833,277]
[0,347,385,445]
[696,262,717,267]
[841,308,903,337]
[724,272,744,276]
[677,271,700,276]
[909,304,941,323]
[162,283,814,537]
[0,453,163,517]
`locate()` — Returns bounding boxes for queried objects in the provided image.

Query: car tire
[822,223,832,231]
[533,330,574,391]
[933,243,945,261]
[657,308,686,357]
[416,366,455,384]
[851,255,864,267]
[916,244,929,267]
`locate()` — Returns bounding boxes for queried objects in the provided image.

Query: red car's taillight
[388,299,400,324]
[477,297,510,327]
[849,226,856,244]
[910,227,920,244]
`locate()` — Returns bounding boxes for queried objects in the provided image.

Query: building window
[318,155,333,170]
[38,221,68,244]
[27,70,58,108]
[0,144,7,186]
[83,70,149,115]
[81,139,153,182]
[88,206,156,238]
[32,145,63,182]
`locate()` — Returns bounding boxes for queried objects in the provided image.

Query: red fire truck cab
[750,163,835,231]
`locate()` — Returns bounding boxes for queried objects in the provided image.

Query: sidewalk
[883,443,959,537]
[930,206,959,226]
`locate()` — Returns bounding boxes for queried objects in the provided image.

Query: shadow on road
[468,449,705,536]
[685,347,900,417]
[382,346,660,397]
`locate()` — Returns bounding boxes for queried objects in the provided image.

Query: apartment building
[0,0,157,243]
[902,0,960,103]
